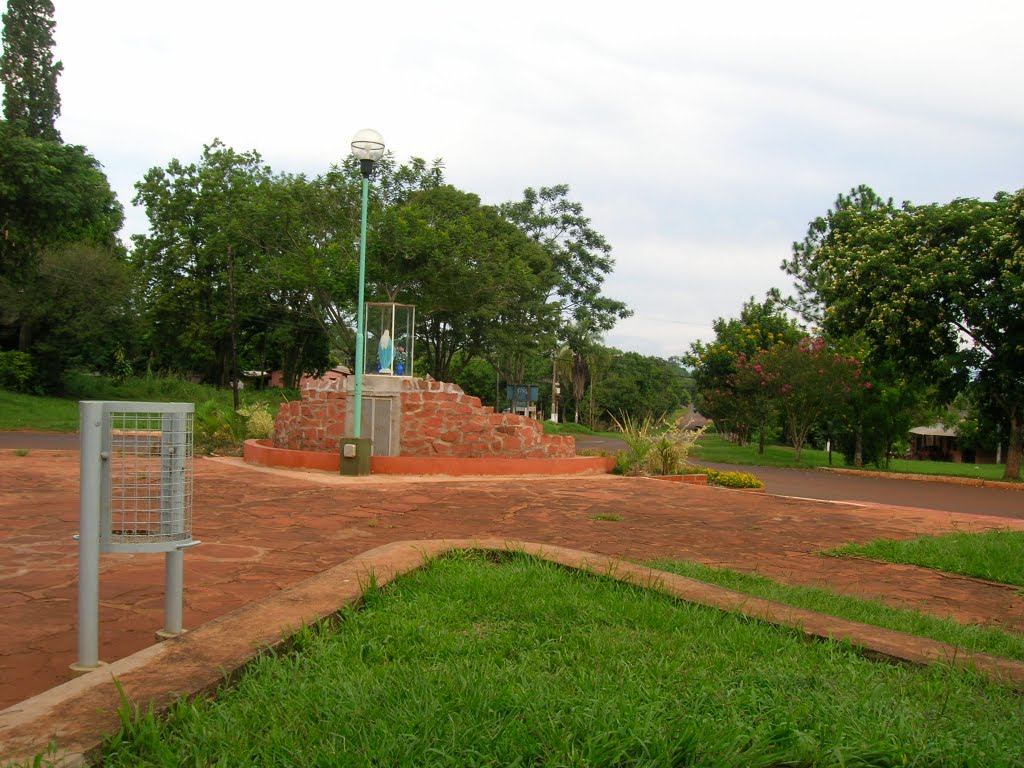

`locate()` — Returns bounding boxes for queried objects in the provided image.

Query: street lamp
[350,128,385,441]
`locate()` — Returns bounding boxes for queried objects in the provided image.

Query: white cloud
[26,0,1024,364]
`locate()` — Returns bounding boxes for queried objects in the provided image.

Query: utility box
[340,437,372,476]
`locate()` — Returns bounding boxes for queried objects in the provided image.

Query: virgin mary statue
[377,329,394,374]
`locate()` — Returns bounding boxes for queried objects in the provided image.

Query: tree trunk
[18,320,31,352]
[1003,406,1022,481]
[854,422,863,468]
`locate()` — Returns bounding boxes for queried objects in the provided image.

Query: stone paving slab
[2,451,1024,716]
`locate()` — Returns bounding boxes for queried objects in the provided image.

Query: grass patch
[98,552,1024,766]
[542,420,612,437]
[591,513,624,521]
[690,434,1013,481]
[690,433,831,468]
[0,389,79,432]
[648,558,1024,661]
[827,530,1024,587]
[1,374,295,438]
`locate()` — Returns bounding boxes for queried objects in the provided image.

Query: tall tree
[132,140,330,385]
[686,294,803,446]
[0,121,122,283]
[785,188,1024,480]
[782,185,896,325]
[501,184,631,338]
[374,185,555,381]
[1,0,62,141]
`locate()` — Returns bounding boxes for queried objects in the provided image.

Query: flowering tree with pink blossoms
[748,337,869,461]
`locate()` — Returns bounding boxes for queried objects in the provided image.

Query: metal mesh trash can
[75,401,200,672]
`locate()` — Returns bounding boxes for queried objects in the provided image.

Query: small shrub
[0,351,36,392]
[193,400,244,454]
[237,403,274,440]
[702,468,763,489]
[612,412,706,475]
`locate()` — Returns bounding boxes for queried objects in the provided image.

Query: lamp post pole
[350,129,385,440]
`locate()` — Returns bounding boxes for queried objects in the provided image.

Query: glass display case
[364,302,415,376]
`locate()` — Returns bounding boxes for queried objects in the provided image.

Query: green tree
[132,141,330,386]
[0,244,138,388]
[0,121,123,283]
[501,185,631,385]
[786,189,1024,480]
[596,351,689,423]
[374,185,556,381]
[754,337,867,462]
[1,0,61,141]
[0,122,124,385]
[686,294,803,446]
[782,185,896,325]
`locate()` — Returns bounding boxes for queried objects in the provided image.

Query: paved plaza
[2,449,1024,711]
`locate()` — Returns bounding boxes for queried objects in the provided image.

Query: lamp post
[350,129,385,440]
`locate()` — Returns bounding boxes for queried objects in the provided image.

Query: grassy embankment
[91,551,1024,767]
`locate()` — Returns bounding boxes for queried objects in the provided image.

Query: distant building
[908,423,999,464]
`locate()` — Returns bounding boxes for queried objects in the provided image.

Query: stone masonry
[273,376,575,459]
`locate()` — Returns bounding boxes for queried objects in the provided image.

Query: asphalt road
[3,431,1021,520]
[575,435,1024,520]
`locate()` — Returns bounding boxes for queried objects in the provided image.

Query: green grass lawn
[94,552,1024,767]
[0,389,79,431]
[648,558,1024,661]
[0,376,294,434]
[691,433,1013,482]
[827,529,1024,588]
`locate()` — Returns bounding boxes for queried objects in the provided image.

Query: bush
[0,351,36,392]
[702,468,764,489]
[612,412,706,475]
[237,403,274,440]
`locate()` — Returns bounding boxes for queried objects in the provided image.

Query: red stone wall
[273,377,348,452]
[273,377,575,459]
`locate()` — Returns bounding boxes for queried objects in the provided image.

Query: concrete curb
[4,539,1024,766]
[823,466,1024,491]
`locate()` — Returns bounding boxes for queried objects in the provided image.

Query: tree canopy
[1,0,62,141]
[783,186,1024,480]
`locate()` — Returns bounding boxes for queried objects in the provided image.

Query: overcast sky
[38,0,1024,359]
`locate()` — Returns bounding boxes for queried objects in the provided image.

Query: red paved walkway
[2,450,1024,710]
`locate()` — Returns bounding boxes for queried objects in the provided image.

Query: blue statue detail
[377,329,394,374]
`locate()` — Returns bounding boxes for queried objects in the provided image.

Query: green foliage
[97,553,1024,767]
[828,530,1024,587]
[784,185,1024,480]
[687,294,803,446]
[131,140,331,386]
[649,558,1024,661]
[236,403,274,440]
[612,412,705,475]
[501,184,630,336]
[700,468,764,489]
[376,185,557,381]
[193,399,245,454]
[0,349,34,391]
[0,122,123,281]
[3,245,139,390]
[593,350,690,425]
[1,0,62,141]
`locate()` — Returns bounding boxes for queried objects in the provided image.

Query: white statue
[377,329,394,374]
